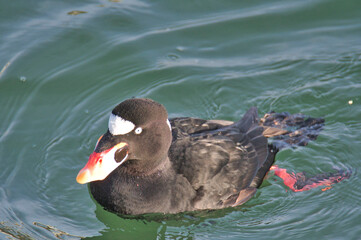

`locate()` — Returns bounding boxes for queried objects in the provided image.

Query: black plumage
[80,98,322,216]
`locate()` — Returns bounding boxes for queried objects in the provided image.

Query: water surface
[1,0,361,239]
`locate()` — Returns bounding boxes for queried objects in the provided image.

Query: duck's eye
[134,127,142,134]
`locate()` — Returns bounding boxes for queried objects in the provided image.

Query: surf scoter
[76,98,350,215]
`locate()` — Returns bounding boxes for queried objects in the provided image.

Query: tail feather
[236,107,269,171]
[236,107,259,133]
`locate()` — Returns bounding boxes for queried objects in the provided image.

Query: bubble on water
[176,46,186,52]
[167,54,179,61]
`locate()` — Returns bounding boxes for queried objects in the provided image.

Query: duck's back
[169,107,271,209]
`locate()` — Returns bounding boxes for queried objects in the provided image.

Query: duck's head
[76,98,172,184]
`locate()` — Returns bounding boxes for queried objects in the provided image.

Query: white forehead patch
[167,119,172,131]
[108,113,135,135]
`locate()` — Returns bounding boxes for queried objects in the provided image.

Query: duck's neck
[90,155,175,215]
[121,155,172,176]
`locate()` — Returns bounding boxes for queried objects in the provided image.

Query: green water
[1,0,360,239]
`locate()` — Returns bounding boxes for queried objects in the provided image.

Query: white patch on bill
[167,119,172,131]
[108,113,135,135]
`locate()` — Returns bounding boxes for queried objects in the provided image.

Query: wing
[169,108,269,209]
[169,117,233,138]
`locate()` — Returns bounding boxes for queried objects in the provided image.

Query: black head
[76,98,172,183]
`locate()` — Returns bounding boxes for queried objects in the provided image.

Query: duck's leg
[270,165,351,192]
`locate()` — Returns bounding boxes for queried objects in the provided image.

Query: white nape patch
[108,113,135,135]
[167,119,172,131]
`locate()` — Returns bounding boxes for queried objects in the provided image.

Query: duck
[76,98,347,216]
